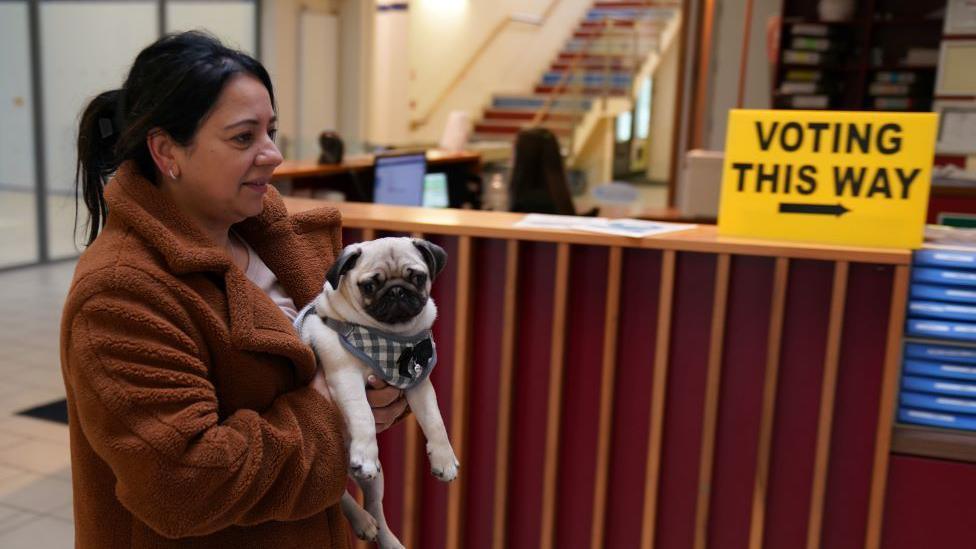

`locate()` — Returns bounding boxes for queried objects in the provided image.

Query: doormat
[16,398,68,425]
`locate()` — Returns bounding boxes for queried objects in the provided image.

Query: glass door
[0,1,39,268]
[40,1,159,259]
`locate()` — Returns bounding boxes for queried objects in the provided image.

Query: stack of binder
[774,23,849,110]
[868,71,931,111]
[900,247,976,431]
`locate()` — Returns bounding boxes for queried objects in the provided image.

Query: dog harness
[294,304,437,390]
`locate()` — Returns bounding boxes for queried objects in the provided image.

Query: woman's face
[166,74,282,232]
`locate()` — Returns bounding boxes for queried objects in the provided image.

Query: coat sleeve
[63,280,349,539]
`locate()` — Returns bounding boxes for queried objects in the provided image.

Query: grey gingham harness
[295,304,436,390]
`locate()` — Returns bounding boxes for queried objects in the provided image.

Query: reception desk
[281,198,969,549]
[272,150,482,209]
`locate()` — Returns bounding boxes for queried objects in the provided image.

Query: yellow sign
[717,109,937,249]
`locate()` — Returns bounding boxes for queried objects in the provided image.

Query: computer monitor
[373,153,426,206]
[422,173,450,208]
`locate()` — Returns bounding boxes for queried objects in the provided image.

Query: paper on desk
[514,214,696,238]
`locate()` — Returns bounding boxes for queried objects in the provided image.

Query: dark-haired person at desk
[509,127,577,215]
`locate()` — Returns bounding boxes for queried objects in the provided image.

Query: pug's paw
[348,507,379,541]
[428,443,459,482]
[349,439,381,480]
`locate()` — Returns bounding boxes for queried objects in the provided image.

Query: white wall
[338,0,371,152]
[704,0,780,150]
[647,25,679,181]
[405,0,593,144]
[167,1,256,54]
[261,0,337,159]
[296,12,339,160]
[370,3,411,145]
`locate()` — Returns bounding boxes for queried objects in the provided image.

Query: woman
[60,31,403,548]
[508,127,576,215]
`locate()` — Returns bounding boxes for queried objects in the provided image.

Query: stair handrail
[408,0,563,131]
[566,20,592,155]
[601,17,615,112]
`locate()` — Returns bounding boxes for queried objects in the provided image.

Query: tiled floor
[0,260,76,548]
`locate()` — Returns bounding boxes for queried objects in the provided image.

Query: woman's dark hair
[509,127,576,215]
[76,31,275,246]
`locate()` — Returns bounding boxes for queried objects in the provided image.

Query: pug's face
[325,237,447,325]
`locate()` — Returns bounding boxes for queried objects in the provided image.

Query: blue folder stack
[900,248,976,431]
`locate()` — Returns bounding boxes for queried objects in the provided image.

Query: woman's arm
[64,282,348,539]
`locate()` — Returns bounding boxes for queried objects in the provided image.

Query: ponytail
[75,89,122,247]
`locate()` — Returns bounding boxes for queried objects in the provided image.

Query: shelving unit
[774,0,946,111]
[896,247,976,464]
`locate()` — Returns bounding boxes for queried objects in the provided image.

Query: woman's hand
[366,375,408,432]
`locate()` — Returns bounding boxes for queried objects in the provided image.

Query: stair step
[580,19,637,28]
[562,43,658,55]
[557,52,630,61]
[551,61,634,71]
[483,109,580,123]
[572,29,663,40]
[541,72,633,88]
[470,132,571,144]
[491,94,593,110]
[473,122,574,136]
[585,7,677,21]
[476,118,575,130]
[588,3,678,11]
[544,70,633,79]
[565,36,659,47]
[566,35,660,44]
[593,1,680,8]
[534,84,629,96]
[483,103,588,113]
[573,23,665,36]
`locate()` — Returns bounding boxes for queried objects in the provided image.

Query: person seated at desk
[509,127,577,215]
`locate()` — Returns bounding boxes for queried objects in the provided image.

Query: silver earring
[168,168,177,180]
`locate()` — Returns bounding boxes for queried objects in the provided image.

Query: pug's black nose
[389,286,404,299]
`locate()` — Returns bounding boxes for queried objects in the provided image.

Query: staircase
[470,1,681,153]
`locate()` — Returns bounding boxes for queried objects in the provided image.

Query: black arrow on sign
[778,202,851,217]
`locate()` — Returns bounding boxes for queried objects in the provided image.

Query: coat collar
[105,162,341,370]
[105,161,339,308]
[105,162,232,276]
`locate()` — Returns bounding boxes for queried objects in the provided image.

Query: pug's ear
[413,239,447,279]
[325,247,362,289]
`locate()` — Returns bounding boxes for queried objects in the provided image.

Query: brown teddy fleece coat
[60,162,351,548]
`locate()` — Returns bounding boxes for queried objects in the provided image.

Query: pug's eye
[411,272,427,287]
[359,280,376,294]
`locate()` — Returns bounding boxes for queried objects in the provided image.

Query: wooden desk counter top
[273,150,482,179]
[283,197,911,265]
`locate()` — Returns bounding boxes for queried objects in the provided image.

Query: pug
[296,237,459,549]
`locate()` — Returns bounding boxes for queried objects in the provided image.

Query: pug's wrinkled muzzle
[366,285,426,324]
